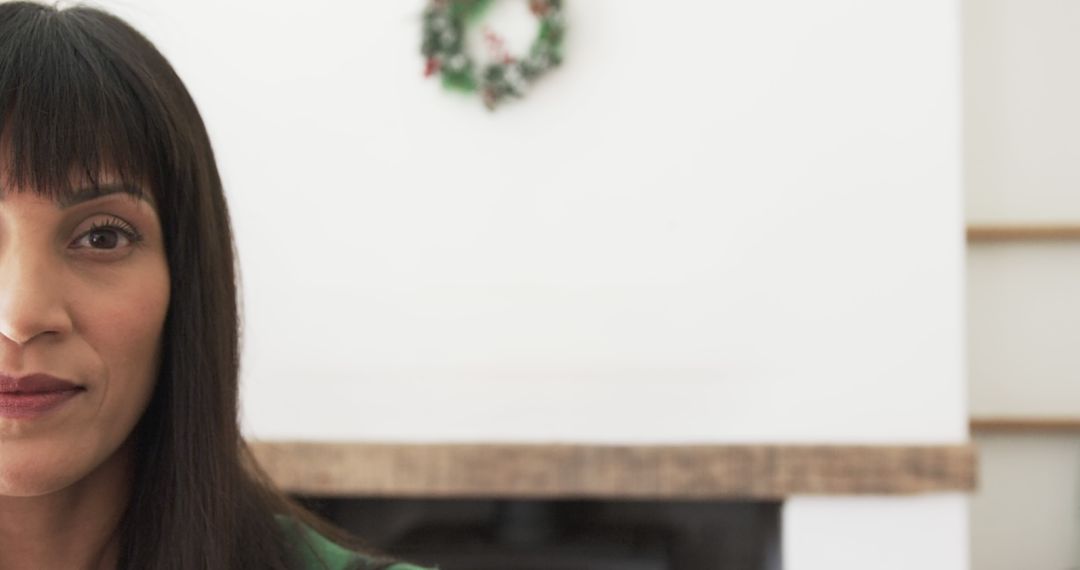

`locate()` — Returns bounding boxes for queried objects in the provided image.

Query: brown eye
[71,217,142,253]
[87,228,120,249]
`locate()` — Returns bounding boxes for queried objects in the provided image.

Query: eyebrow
[0,182,151,209]
[61,183,153,209]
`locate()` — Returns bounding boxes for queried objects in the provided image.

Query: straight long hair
[0,3,397,568]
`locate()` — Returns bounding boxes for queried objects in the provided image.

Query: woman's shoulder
[277,515,437,570]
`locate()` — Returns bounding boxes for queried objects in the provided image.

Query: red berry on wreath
[529,0,549,16]
[482,88,498,110]
[423,57,441,78]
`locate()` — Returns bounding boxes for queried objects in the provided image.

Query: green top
[278,516,435,570]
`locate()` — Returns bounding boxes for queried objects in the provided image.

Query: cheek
[85,267,170,389]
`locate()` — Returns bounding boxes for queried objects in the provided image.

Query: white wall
[98,0,966,446]
[964,0,1080,223]
[964,0,1080,568]
[785,495,969,570]
[964,0,1080,417]
[970,435,1080,570]
[87,1,967,567]
[967,242,1080,416]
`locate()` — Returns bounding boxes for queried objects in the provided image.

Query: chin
[0,440,102,498]
[0,467,79,498]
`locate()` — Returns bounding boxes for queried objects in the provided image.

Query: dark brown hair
[0,3,398,568]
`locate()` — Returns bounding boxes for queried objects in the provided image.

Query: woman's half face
[0,177,170,497]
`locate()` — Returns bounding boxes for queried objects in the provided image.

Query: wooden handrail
[967,224,1080,241]
[970,417,1080,433]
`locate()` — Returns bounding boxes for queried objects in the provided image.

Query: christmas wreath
[421,0,566,110]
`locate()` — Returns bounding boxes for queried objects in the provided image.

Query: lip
[0,373,85,419]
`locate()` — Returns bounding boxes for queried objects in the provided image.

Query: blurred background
[965,0,1080,568]
[83,0,1076,568]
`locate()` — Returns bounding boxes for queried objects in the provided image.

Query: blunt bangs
[0,2,167,207]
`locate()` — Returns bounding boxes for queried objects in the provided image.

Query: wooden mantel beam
[248,442,976,500]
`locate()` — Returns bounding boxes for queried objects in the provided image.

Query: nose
[0,246,73,346]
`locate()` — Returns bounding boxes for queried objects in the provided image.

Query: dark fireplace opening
[295,496,781,570]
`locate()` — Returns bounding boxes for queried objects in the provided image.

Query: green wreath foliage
[421,0,566,110]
